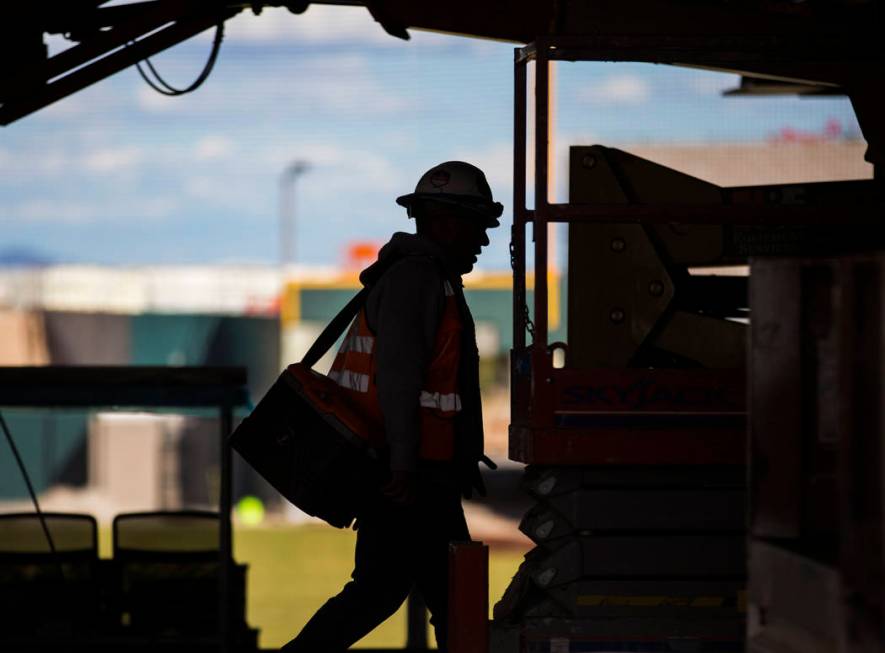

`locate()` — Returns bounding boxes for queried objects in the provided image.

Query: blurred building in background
[0,139,871,520]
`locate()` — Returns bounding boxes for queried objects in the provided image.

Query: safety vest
[327,277,462,461]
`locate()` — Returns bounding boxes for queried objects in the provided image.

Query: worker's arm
[367,256,445,475]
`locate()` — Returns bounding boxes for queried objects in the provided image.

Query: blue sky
[0,5,864,269]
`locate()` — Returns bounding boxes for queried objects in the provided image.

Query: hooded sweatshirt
[358,232,463,473]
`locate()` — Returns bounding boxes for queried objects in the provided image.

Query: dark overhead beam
[1,0,883,125]
[43,2,202,83]
[0,5,241,126]
[723,76,844,97]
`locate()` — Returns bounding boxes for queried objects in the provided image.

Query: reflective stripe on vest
[327,276,463,460]
[328,369,370,393]
[419,390,462,412]
[339,334,374,355]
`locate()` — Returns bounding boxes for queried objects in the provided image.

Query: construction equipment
[1,3,884,653]
[493,35,882,652]
[748,256,885,653]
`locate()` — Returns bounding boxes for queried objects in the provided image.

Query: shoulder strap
[301,252,450,369]
[301,287,369,369]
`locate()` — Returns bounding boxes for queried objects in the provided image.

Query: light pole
[279,160,310,267]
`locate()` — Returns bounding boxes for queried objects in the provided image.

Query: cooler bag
[229,289,386,528]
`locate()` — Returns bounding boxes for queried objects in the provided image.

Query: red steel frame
[510,38,752,466]
[510,38,881,465]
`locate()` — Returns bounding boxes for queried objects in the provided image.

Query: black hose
[135,21,225,96]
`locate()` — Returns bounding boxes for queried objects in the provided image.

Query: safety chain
[509,239,535,340]
[523,303,536,341]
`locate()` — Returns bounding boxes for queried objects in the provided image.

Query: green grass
[233,525,526,650]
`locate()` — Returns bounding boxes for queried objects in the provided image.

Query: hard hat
[396,161,503,227]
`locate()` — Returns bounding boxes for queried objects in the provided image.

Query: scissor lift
[495,37,883,653]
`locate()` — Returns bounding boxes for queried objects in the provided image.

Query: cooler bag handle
[301,287,370,369]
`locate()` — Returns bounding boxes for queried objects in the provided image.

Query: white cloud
[135,85,178,112]
[337,151,403,193]
[183,176,216,201]
[83,146,144,173]
[453,142,513,193]
[578,74,650,105]
[216,6,391,46]
[177,140,406,212]
[41,80,131,120]
[181,172,258,206]
[254,141,405,193]
[0,143,152,182]
[685,71,739,96]
[5,196,178,224]
[0,147,75,180]
[296,75,411,113]
[304,145,404,192]
[194,135,234,161]
[0,136,238,188]
[41,94,98,119]
[205,5,502,52]
[134,54,414,117]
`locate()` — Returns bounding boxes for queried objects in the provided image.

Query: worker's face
[450,215,491,274]
[421,205,491,274]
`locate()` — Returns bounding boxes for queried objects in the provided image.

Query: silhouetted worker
[281,161,502,652]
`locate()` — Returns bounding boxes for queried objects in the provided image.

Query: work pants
[281,479,470,652]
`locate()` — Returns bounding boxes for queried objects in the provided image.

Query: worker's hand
[382,470,417,505]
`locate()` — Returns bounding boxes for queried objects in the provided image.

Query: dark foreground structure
[1,2,884,652]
